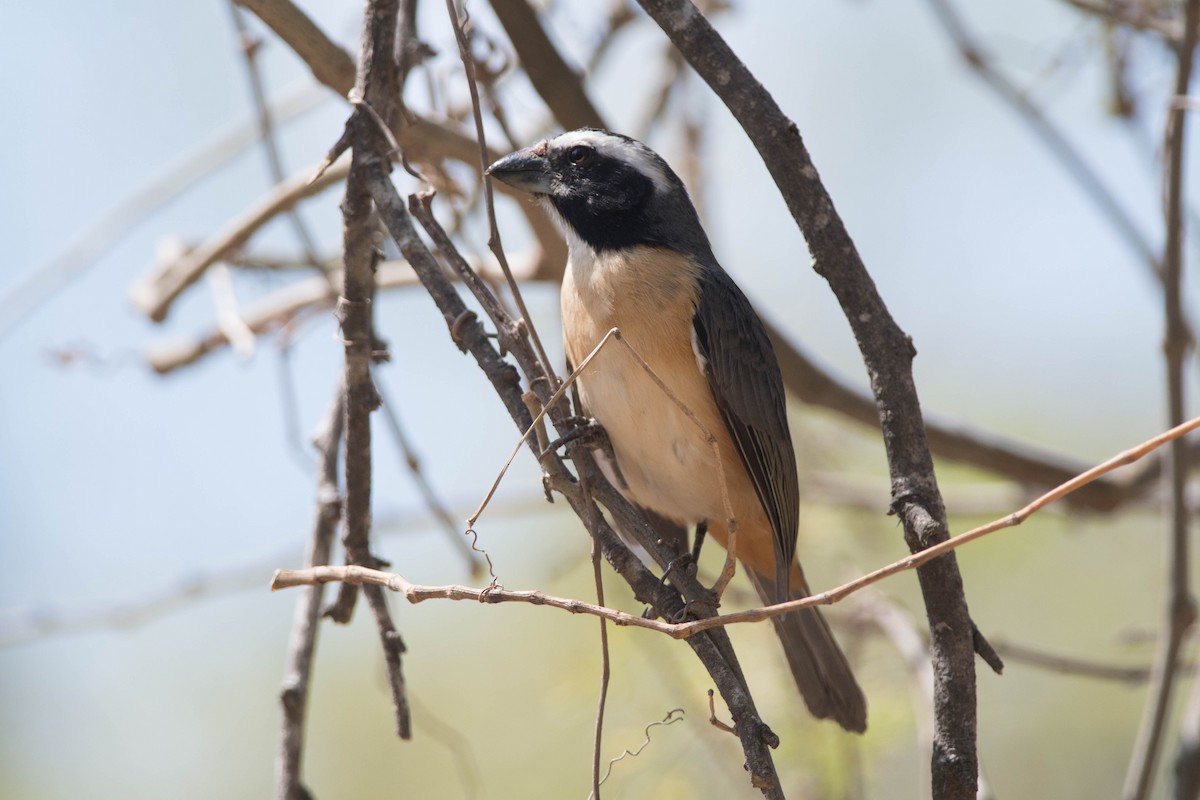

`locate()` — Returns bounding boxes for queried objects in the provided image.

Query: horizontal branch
[273,413,1200,638]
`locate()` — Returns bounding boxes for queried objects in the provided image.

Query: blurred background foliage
[1,0,1196,797]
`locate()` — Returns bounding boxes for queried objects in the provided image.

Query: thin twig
[227,1,324,271]
[582,467,610,800]
[276,385,344,800]
[595,708,685,792]
[130,153,351,323]
[1124,2,1200,797]
[444,0,557,383]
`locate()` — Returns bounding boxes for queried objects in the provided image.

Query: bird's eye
[567,145,593,165]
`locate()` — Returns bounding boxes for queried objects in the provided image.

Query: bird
[487,128,866,733]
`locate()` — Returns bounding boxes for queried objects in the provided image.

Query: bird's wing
[691,263,799,595]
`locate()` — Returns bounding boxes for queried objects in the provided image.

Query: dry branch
[276,386,344,800]
[320,0,413,743]
[633,1,981,794]
[234,0,358,95]
[130,154,351,322]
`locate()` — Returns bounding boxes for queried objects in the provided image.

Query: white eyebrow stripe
[550,130,673,195]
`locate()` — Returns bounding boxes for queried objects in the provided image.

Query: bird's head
[487,128,711,258]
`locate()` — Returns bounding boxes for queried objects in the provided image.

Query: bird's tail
[747,570,867,733]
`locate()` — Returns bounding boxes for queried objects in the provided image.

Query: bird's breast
[560,245,736,526]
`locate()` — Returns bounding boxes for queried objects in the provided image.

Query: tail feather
[748,570,867,733]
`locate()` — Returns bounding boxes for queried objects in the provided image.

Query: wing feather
[691,264,799,599]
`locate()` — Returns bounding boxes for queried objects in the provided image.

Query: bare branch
[633,1,981,793]
[763,319,1136,512]
[130,154,351,323]
[989,640,1156,684]
[320,0,412,743]
[276,384,344,800]
[234,0,358,96]
[1125,2,1200,796]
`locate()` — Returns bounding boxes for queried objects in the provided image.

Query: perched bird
[488,129,866,732]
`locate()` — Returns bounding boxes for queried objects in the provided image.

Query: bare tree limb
[990,639,1157,684]
[762,319,1134,512]
[632,1,982,795]
[234,0,359,96]
[319,0,413,743]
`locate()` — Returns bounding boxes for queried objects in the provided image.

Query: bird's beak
[486,146,553,195]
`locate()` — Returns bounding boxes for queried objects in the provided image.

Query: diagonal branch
[365,168,785,796]
[487,0,605,130]
[234,0,358,96]
[227,1,324,271]
[633,1,985,796]
[130,154,351,323]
